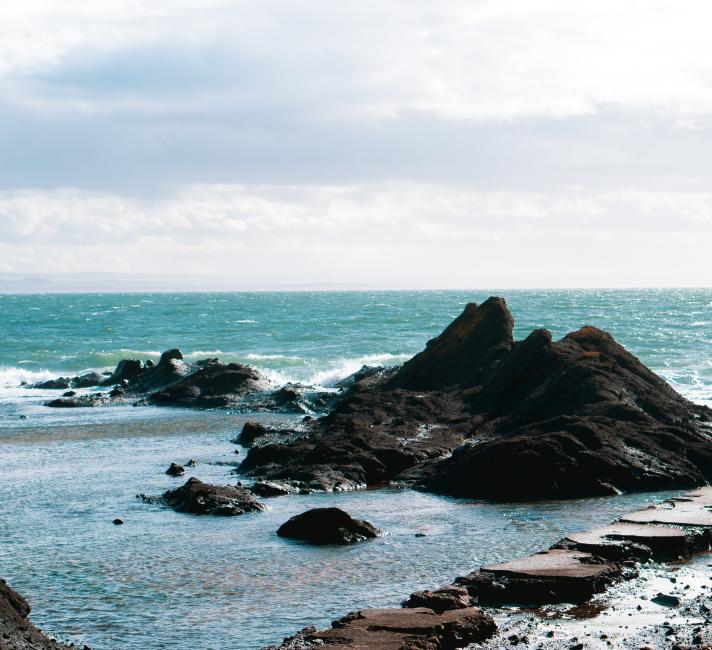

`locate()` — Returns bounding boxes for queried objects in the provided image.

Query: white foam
[0,366,57,388]
[308,353,410,387]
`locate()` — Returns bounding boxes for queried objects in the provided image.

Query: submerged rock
[277,507,380,545]
[161,477,265,516]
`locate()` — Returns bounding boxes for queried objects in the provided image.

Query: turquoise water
[0,290,710,648]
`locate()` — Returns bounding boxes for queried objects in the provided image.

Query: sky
[2,0,712,290]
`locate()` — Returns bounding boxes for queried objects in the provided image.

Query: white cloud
[2,184,712,287]
[3,1,712,121]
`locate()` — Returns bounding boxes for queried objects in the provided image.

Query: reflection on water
[0,409,677,650]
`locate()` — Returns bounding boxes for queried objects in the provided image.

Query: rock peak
[389,296,514,390]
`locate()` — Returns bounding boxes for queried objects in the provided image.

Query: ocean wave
[0,366,57,388]
[308,353,410,387]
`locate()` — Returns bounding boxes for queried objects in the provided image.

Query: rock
[165,463,185,476]
[161,477,265,516]
[388,297,515,390]
[31,377,71,389]
[148,362,262,408]
[0,577,73,649]
[113,518,124,525]
[455,549,623,605]
[277,507,380,544]
[45,394,106,408]
[651,593,681,607]
[302,606,496,649]
[185,459,197,467]
[403,586,472,613]
[556,522,693,562]
[62,390,76,397]
[250,481,295,497]
[234,421,267,447]
[71,371,104,388]
[99,358,143,386]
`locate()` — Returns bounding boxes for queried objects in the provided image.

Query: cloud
[2,184,712,287]
[2,2,712,287]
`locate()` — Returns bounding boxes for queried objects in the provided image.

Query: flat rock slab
[455,549,623,605]
[483,549,614,580]
[311,606,496,649]
[620,499,712,528]
[564,522,690,560]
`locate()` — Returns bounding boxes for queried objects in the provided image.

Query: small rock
[652,593,680,607]
[277,507,380,545]
[113,518,124,525]
[166,463,185,476]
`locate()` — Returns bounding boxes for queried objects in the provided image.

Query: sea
[1,289,710,649]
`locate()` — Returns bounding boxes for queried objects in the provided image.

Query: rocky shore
[0,579,75,650]
[267,488,712,648]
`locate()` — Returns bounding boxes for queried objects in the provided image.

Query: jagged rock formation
[243,297,712,499]
[33,348,335,413]
[0,579,73,649]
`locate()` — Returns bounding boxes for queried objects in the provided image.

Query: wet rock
[165,463,185,476]
[234,421,267,447]
[250,481,295,497]
[242,297,712,499]
[455,549,623,605]
[113,518,124,525]
[45,394,106,408]
[99,358,143,386]
[302,606,496,649]
[62,390,76,397]
[71,371,104,388]
[161,477,265,516]
[403,586,472,613]
[31,377,71,390]
[555,522,692,562]
[185,459,197,467]
[277,507,380,545]
[148,362,262,408]
[0,578,72,649]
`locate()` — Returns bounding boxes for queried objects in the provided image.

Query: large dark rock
[241,297,712,500]
[98,359,143,386]
[148,362,262,408]
[0,578,72,649]
[161,477,265,516]
[277,507,380,544]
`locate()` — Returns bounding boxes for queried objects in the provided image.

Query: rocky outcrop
[31,372,104,390]
[243,297,712,499]
[148,361,262,408]
[159,477,265,516]
[276,507,380,544]
[0,578,73,649]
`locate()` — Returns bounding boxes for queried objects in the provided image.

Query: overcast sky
[2,0,712,289]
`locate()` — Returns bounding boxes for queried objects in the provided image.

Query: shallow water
[0,290,710,648]
[0,411,677,649]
